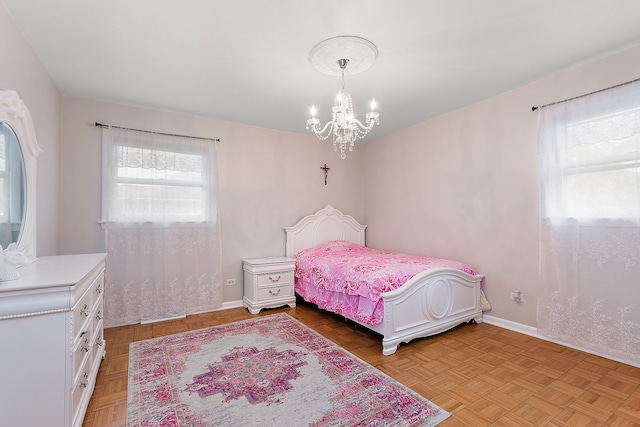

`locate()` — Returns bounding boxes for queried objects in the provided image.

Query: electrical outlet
[510,290,523,302]
[226,278,236,286]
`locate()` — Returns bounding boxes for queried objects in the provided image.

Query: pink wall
[0,2,61,256]
[5,0,640,318]
[363,44,640,328]
[60,96,365,302]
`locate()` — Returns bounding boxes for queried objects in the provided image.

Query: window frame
[101,130,216,226]
[543,102,640,222]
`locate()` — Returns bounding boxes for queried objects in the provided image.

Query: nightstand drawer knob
[269,275,281,282]
[269,288,281,296]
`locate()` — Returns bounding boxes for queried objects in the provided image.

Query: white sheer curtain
[102,126,222,326]
[537,81,640,366]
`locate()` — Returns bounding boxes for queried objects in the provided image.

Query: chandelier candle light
[306,36,380,159]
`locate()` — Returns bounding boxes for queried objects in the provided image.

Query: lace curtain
[101,127,222,326]
[536,81,640,366]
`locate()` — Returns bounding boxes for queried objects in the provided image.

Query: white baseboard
[216,300,244,310]
[482,314,543,339]
[106,300,246,328]
[191,300,244,315]
[483,314,639,369]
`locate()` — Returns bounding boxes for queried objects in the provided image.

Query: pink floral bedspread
[294,240,478,325]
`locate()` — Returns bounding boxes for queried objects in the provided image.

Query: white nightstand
[242,257,296,314]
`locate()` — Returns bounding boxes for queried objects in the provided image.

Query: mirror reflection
[0,122,25,249]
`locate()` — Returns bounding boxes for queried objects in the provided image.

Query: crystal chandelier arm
[350,119,370,130]
[350,118,377,132]
[306,119,336,140]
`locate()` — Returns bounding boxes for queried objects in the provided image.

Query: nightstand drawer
[256,271,291,287]
[256,284,293,301]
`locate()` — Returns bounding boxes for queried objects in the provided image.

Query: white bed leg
[382,341,398,356]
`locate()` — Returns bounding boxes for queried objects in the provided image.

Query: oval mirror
[0,122,25,249]
[0,90,42,263]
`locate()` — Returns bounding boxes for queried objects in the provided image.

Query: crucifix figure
[320,164,330,185]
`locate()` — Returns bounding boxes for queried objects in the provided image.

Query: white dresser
[243,257,296,314]
[0,253,107,427]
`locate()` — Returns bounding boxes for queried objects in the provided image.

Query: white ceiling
[5,0,640,140]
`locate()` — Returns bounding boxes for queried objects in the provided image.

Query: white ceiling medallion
[306,36,380,159]
[309,36,378,76]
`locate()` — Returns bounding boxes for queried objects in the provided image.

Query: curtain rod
[531,77,640,112]
[95,122,220,142]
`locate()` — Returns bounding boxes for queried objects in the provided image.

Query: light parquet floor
[83,302,640,427]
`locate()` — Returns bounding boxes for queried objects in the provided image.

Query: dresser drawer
[71,367,91,427]
[256,271,292,287]
[72,290,92,338]
[93,304,104,325]
[72,330,92,383]
[92,315,105,357]
[72,270,105,341]
[93,275,104,306]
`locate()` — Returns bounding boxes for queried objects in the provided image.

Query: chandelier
[305,36,380,159]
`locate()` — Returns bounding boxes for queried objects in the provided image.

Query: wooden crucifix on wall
[320,164,330,185]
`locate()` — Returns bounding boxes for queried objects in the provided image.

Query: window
[536,80,640,366]
[541,92,640,221]
[100,125,222,324]
[102,127,217,224]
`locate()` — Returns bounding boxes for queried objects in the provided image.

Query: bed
[285,205,484,355]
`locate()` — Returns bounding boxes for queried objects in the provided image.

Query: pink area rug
[127,313,449,426]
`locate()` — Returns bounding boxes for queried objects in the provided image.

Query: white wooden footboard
[362,268,484,355]
[286,206,484,356]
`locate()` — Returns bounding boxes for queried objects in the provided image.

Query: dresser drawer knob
[80,304,89,317]
[95,311,102,321]
[95,284,102,294]
[79,373,88,388]
[268,275,281,282]
[269,288,281,296]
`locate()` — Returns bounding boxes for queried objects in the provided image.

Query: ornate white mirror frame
[0,90,42,262]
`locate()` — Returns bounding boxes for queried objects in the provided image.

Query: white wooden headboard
[285,205,367,257]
